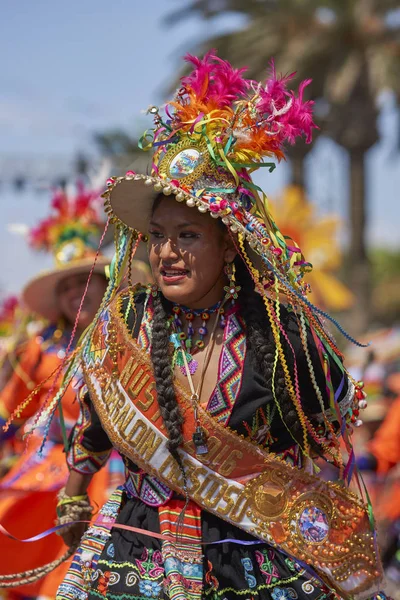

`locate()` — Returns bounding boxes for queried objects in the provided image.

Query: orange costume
[368,388,400,522]
[0,183,122,599]
[0,182,151,598]
[0,327,113,599]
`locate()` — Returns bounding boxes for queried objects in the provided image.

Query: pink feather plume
[182,50,248,106]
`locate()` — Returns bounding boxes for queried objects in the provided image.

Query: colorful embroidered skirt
[56,485,346,600]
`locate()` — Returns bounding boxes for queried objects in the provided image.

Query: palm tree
[165,0,400,332]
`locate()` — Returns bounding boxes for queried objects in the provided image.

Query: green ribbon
[58,401,69,453]
[138,130,155,151]
[217,160,276,173]
[204,186,236,194]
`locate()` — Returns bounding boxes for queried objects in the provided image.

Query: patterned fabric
[56,489,337,600]
[243,403,277,447]
[60,290,374,599]
[85,309,111,367]
[206,311,246,424]
[125,468,173,507]
[159,500,203,600]
[67,388,112,474]
[138,292,153,352]
[56,487,123,600]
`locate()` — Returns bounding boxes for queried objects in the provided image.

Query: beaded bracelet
[57,495,89,507]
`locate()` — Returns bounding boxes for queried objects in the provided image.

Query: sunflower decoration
[269,185,354,311]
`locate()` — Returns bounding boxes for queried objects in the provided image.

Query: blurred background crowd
[0,0,399,598]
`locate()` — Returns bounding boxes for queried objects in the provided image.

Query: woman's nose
[159,238,179,260]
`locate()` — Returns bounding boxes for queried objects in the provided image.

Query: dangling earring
[224,262,241,302]
[148,283,160,298]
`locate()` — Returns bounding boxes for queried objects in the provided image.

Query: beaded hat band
[103,50,318,301]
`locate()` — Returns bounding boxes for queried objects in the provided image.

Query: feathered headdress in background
[29,182,105,265]
[23,182,110,321]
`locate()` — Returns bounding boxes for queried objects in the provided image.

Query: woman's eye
[149,230,163,239]
[180,232,199,239]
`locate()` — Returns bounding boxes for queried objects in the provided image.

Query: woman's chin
[159,284,194,306]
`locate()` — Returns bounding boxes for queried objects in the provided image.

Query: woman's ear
[223,235,237,264]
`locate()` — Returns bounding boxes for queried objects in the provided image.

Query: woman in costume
[358,372,400,586]
[0,185,151,599]
[47,53,385,600]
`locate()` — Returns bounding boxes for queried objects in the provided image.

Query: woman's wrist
[65,469,93,497]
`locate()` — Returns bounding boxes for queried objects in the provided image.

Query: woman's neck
[174,275,227,311]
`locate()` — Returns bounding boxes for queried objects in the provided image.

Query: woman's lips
[160,268,188,284]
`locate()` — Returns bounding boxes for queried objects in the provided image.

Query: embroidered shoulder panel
[206,313,246,425]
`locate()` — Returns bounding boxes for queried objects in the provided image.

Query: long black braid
[233,256,319,451]
[149,196,320,462]
[150,292,185,467]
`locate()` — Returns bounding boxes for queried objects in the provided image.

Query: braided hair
[150,292,184,466]
[149,196,320,463]
[233,256,318,451]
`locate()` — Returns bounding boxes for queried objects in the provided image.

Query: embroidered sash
[83,302,383,599]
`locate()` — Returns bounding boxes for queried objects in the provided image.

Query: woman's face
[56,272,107,330]
[149,198,236,308]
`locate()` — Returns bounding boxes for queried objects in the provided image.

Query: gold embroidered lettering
[218,485,238,516]
[114,404,133,432]
[203,480,227,510]
[127,369,147,398]
[120,358,138,387]
[108,391,126,421]
[137,381,156,411]
[135,428,162,461]
[211,444,230,467]
[219,450,243,477]
[189,466,208,497]
[159,454,176,480]
[126,419,147,445]
[105,388,120,416]
[230,493,249,523]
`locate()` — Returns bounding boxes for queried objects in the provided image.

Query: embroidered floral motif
[241,556,257,589]
[302,581,315,594]
[271,586,298,600]
[135,548,164,579]
[255,548,281,584]
[205,559,219,591]
[138,579,162,598]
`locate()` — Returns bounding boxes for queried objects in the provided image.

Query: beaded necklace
[168,301,225,375]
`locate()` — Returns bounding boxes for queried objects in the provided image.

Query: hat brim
[108,174,270,279]
[107,175,202,234]
[22,257,110,322]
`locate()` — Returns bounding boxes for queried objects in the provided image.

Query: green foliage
[370,248,400,324]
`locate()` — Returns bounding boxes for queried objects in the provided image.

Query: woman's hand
[57,503,92,549]
[56,470,94,549]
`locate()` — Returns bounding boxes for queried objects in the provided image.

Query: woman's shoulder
[117,283,149,312]
[111,284,151,334]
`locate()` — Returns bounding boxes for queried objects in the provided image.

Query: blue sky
[0,0,399,294]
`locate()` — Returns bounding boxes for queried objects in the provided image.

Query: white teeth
[163,270,186,276]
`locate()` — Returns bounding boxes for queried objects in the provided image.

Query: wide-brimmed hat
[22,184,111,321]
[103,50,317,298]
[23,256,110,322]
